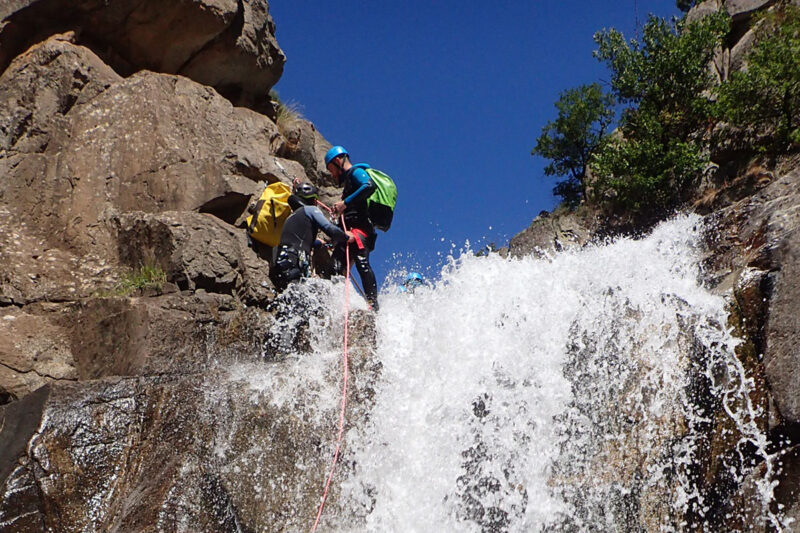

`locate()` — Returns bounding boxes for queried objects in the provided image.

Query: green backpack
[364,168,397,231]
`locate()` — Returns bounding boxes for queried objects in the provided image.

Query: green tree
[716,5,800,152]
[589,12,729,214]
[531,83,615,207]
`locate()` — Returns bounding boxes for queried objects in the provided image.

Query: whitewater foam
[333,214,783,532]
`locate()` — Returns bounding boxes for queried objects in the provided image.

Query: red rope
[311,215,351,532]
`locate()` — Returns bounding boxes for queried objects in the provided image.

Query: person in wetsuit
[272,182,353,292]
[324,145,381,310]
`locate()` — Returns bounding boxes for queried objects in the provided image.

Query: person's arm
[343,167,376,205]
[307,206,350,243]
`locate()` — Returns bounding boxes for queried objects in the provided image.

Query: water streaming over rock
[1,216,786,531]
[314,215,786,532]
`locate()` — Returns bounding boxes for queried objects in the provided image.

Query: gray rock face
[0,36,304,305]
[0,0,285,109]
[508,207,598,259]
[687,0,777,83]
[687,0,723,24]
[730,26,758,72]
[688,0,777,23]
[704,168,800,424]
[0,29,314,407]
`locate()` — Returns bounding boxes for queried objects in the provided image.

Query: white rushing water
[325,214,784,532]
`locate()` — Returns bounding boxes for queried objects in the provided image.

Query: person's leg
[331,244,346,276]
[352,247,379,309]
[273,246,302,292]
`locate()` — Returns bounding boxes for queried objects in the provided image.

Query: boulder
[0,32,121,155]
[725,0,777,21]
[508,207,598,259]
[54,69,302,244]
[730,26,758,73]
[0,0,285,109]
[277,118,336,186]
[687,0,723,24]
[116,211,274,304]
[688,0,777,24]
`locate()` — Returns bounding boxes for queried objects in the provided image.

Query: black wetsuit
[273,202,348,291]
[332,164,379,309]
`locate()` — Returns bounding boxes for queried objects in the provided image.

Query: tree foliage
[589,12,729,214]
[716,5,800,152]
[676,0,698,13]
[531,83,615,207]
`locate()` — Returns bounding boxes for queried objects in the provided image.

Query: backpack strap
[248,199,266,234]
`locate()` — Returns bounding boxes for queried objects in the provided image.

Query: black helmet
[295,182,319,204]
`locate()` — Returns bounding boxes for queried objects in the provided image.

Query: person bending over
[272,182,353,291]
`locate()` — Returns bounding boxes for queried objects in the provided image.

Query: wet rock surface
[510,164,800,529]
[703,168,800,426]
[0,306,376,532]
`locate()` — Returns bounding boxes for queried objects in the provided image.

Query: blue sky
[269,1,681,288]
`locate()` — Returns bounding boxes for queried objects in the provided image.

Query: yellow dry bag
[245,182,293,246]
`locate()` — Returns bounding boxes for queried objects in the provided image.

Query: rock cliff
[0,2,369,531]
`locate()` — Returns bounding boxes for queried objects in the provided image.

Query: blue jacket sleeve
[344,167,376,205]
[307,206,348,243]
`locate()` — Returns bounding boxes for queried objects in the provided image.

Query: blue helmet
[404,272,424,289]
[325,145,349,166]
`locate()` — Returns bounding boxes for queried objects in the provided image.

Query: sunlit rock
[0,0,285,109]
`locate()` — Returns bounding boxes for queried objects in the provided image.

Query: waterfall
[319,214,784,532]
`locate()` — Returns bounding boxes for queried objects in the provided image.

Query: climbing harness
[315,200,371,308]
[311,215,352,532]
[350,228,367,250]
